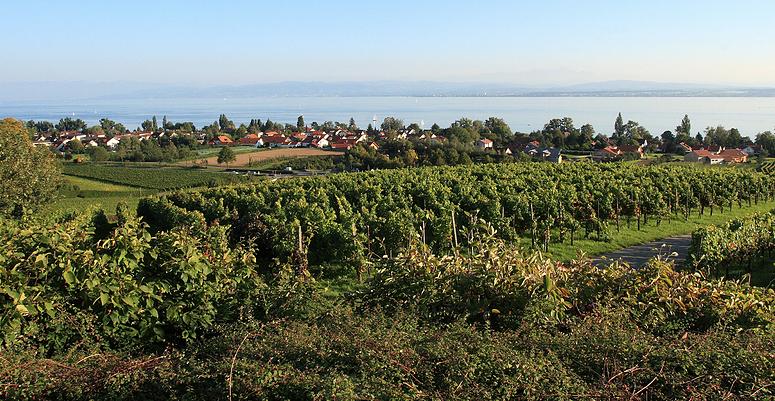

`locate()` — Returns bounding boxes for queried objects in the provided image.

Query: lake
[1,97,773,136]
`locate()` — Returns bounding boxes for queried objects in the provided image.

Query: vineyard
[688,210,775,281]
[62,163,253,190]
[139,163,775,267]
[758,160,775,174]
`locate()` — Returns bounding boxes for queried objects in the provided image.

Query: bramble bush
[0,206,314,352]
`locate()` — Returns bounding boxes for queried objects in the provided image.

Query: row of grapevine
[688,210,775,276]
[139,163,775,266]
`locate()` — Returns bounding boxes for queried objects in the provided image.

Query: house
[262,135,291,147]
[741,144,763,156]
[540,147,563,163]
[329,137,359,150]
[106,136,122,149]
[677,142,693,153]
[53,138,72,152]
[239,133,262,145]
[718,149,748,163]
[210,135,234,146]
[703,155,725,165]
[618,144,645,159]
[310,137,330,148]
[686,148,748,164]
[593,146,622,162]
[684,150,714,163]
[476,138,494,149]
[522,141,542,156]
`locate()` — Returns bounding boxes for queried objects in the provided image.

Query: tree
[677,114,691,136]
[0,118,61,216]
[56,117,87,132]
[217,146,236,167]
[152,115,158,132]
[755,131,775,155]
[578,124,596,149]
[219,114,236,133]
[141,119,154,132]
[68,138,84,153]
[381,117,404,134]
[614,113,625,137]
[100,118,126,137]
[661,130,676,153]
[484,117,513,144]
[703,126,746,148]
[87,145,110,162]
[621,120,651,145]
[297,115,305,132]
[349,117,358,131]
[27,120,54,133]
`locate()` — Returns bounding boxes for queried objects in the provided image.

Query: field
[62,163,253,189]
[180,147,343,167]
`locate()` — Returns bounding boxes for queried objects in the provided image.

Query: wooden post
[452,209,459,249]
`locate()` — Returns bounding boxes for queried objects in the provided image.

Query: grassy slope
[538,200,775,261]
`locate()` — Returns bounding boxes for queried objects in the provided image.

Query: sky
[2,0,775,86]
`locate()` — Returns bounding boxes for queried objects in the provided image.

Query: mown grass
[535,200,775,261]
[46,175,157,215]
[62,163,252,190]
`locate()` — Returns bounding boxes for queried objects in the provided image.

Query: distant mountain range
[2,80,774,102]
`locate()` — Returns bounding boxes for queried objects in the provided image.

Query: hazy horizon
[2,1,775,88]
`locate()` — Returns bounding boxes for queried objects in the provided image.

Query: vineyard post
[595,199,601,239]
[451,209,459,252]
[529,201,535,249]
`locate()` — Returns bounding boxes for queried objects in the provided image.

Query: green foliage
[62,163,248,190]
[140,163,775,268]
[0,209,314,350]
[1,207,774,399]
[360,234,775,335]
[216,146,236,166]
[0,118,61,216]
[688,210,775,278]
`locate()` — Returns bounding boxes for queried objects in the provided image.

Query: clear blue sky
[2,0,774,85]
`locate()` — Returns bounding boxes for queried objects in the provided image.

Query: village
[30,120,764,167]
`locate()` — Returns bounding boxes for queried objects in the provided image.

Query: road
[592,235,692,267]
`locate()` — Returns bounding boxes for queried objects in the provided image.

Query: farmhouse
[684,150,714,163]
[476,138,494,149]
[210,135,234,146]
[618,144,644,159]
[238,133,262,145]
[593,146,622,162]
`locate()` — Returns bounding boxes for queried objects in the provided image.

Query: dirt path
[593,235,692,267]
[182,148,343,167]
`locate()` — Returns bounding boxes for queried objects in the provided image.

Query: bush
[0,208,314,351]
